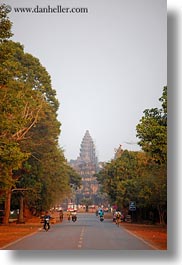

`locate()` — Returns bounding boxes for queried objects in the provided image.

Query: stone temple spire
[79,130,98,164]
[69,130,100,204]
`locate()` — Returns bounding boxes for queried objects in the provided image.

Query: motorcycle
[44,218,50,231]
[100,215,104,222]
[72,215,77,222]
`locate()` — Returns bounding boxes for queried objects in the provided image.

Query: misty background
[5,0,167,162]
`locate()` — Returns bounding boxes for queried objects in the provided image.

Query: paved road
[4,213,155,250]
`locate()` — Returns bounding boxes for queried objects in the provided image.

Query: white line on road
[77,226,85,249]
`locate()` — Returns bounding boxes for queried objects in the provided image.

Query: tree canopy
[0,4,81,223]
[0,4,13,42]
[136,86,167,164]
[96,87,167,224]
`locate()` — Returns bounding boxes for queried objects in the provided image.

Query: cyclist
[115,211,121,226]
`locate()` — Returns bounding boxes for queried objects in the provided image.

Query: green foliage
[0,4,13,42]
[67,166,82,190]
[0,4,79,218]
[96,150,167,223]
[96,87,167,224]
[0,41,47,192]
[136,86,167,163]
[97,151,147,207]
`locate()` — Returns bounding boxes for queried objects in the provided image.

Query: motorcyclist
[43,211,51,230]
[99,209,104,221]
[71,210,77,221]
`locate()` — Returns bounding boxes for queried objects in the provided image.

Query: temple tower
[70,130,100,204]
[79,130,98,165]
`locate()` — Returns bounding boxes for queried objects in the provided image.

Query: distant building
[70,130,100,204]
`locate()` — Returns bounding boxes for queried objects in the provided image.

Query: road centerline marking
[77,226,85,249]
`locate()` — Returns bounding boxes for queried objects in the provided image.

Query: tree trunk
[3,189,11,225]
[157,205,166,225]
[18,193,25,223]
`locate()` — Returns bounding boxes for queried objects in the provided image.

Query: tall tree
[97,149,167,224]
[0,4,81,222]
[136,87,167,224]
[136,86,167,164]
[0,4,59,223]
[96,87,167,224]
[0,41,47,223]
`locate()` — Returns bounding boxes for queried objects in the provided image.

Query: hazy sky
[5,0,167,162]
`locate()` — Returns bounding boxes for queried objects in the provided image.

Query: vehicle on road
[113,211,125,223]
[98,209,104,222]
[72,215,77,222]
[115,216,121,227]
[44,218,50,231]
[71,210,77,222]
[100,215,104,222]
[42,211,52,231]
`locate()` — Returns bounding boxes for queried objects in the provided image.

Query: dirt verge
[0,223,41,249]
[120,222,167,250]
